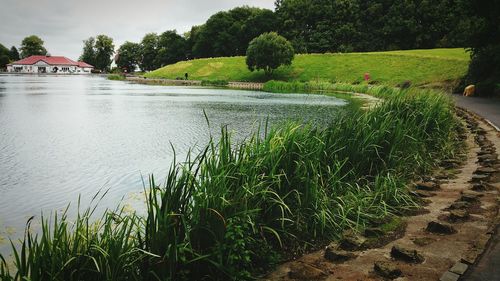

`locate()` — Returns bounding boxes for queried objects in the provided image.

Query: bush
[246,32,294,76]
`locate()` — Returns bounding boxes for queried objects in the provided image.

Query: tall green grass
[0,87,462,280]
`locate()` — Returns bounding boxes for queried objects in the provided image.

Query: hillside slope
[144,48,470,86]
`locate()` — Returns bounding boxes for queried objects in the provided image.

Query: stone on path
[449,201,470,209]
[340,231,366,250]
[440,271,460,281]
[449,209,470,222]
[449,262,468,275]
[324,243,357,263]
[415,181,440,191]
[390,245,424,263]
[426,221,457,234]
[374,261,402,279]
[411,190,435,198]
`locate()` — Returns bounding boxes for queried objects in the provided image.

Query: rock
[449,201,470,209]
[426,221,457,234]
[475,167,497,174]
[440,159,461,169]
[374,261,402,279]
[390,245,424,263]
[415,181,440,191]
[460,192,480,202]
[440,271,460,281]
[449,262,468,275]
[478,154,497,161]
[471,183,486,191]
[449,209,470,222]
[340,231,366,250]
[324,243,357,262]
[288,263,326,280]
[472,182,495,191]
[364,227,384,238]
[471,174,490,182]
[410,190,435,198]
[478,149,495,156]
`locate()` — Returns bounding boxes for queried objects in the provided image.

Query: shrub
[246,32,294,76]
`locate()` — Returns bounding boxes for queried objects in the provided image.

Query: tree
[156,30,187,67]
[20,35,47,58]
[116,41,140,73]
[79,37,96,66]
[94,35,115,72]
[9,46,20,61]
[139,33,159,71]
[462,0,500,96]
[192,6,277,58]
[246,32,294,76]
[0,43,9,69]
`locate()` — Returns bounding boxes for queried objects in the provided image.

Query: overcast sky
[0,0,275,60]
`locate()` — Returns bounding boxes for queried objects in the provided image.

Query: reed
[0,87,463,280]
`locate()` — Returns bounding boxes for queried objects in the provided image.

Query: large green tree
[20,35,47,58]
[94,35,115,72]
[116,41,140,73]
[79,37,96,66]
[139,33,159,71]
[9,46,20,61]
[192,6,278,58]
[275,0,467,53]
[462,0,500,96]
[156,30,187,67]
[246,32,294,76]
[0,43,10,69]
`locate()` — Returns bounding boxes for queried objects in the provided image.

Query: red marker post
[364,72,370,82]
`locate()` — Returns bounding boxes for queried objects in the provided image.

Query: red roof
[77,61,94,68]
[9,55,79,66]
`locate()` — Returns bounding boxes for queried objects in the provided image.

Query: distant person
[185,73,189,80]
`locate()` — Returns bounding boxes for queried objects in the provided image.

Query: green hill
[144,48,470,86]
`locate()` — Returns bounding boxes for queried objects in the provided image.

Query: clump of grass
[201,79,229,87]
[0,87,464,280]
[107,74,125,81]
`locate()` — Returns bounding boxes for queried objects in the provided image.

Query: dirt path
[264,110,500,281]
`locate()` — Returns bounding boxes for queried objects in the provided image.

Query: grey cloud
[0,0,275,60]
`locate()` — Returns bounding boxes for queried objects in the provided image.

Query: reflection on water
[0,74,350,244]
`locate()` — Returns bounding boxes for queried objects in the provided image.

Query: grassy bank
[0,86,462,280]
[145,48,469,86]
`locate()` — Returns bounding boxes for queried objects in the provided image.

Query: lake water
[0,74,350,245]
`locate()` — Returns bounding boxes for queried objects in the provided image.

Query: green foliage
[157,30,187,67]
[0,43,9,69]
[192,6,278,58]
[9,46,19,61]
[95,35,115,72]
[107,74,125,80]
[139,33,160,71]
[146,48,469,85]
[461,0,500,96]
[200,79,229,87]
[79,37,97,67]
[246,32,294,76]
[275,0,470,53]
[0,86,463,280]
[116,41,140,73]
[19,35,47,58]
[78,35,114,71]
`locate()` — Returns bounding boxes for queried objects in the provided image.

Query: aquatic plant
[0,86,462,280]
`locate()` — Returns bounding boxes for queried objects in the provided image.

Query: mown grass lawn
[145,48,470,86]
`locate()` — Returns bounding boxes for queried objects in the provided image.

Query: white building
[6,55,94,74]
